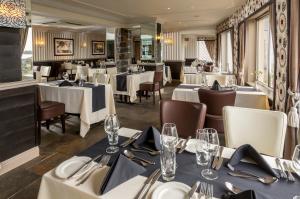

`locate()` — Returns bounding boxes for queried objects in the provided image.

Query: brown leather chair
[160,100,207,138]
[198,89,236,134]
[37,89,66,143]
[139,71,163,104]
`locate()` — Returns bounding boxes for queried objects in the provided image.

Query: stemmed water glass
[104,114,120,154]
[160,123,178,181]
[199,128,219,180]
[62,72,69,81]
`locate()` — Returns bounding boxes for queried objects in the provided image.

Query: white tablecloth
[88,68,107,81]
[38,127,288,199]
[172,84,270,110]
[183,73,236,86]
[183,66,197,74]
[163,66,172,85]
[110,71,155,102]
[39,83,116,137]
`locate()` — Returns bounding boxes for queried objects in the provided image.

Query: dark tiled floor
[0,84,176,199]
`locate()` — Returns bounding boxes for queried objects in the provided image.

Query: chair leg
[139,91,142,103]
[61,115,65,133]
[153,91,155,104]
[46,120,50,130]
[37,120,41,145]
[146,91,148,100]
[159,89,162,100]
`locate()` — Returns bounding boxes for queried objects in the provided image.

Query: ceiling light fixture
[167,7,171,10]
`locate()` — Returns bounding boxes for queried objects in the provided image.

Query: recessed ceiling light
[167,7,171,10]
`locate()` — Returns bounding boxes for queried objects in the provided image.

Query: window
[218,30,233,73]
[256,15,274,88]
[196,41,212,62]
[21,27,33,78]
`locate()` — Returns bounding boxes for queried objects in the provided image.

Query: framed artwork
[54,38,74,56]
[92,41,105,55]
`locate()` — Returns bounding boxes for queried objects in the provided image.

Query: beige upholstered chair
[205,74,227,86]
[93,73,110,84]
[75,65,88,80]
[223,106,287,158]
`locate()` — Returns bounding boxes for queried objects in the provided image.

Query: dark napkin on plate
[133,126,161,150]
[58,80,74,87]
[222,190,256,199]
[99,154,146,195]
[211,80,221,91]
[227,144,279,178]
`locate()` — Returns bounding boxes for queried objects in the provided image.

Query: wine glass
[292,145,300,175]
[200,128,219,180]
[62,72,69,80]
[195,129,210,166]
[104,114,120,154]
[160,123,178,181]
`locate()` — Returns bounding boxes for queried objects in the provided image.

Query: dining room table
[38,81,116,137]
[172,84,270,110]
[110,71,155,103]
[183,73,236,86]
[37,127,300,199]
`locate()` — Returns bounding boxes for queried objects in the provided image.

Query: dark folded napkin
[99,154,146,195]
[58,80,74,87]
[211,80,221,91]
[227,144,279,178]
[133,126,161,150]
[222,190,256,199]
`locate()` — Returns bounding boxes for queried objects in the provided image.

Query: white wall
[162,32,184,61]
[33,27,106,61]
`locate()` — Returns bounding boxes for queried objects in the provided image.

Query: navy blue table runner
[78,136,300,199]
[82,83,106,112]
[116,74,128,92]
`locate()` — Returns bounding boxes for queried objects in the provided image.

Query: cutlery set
[64,154,111,186]
[135,169,161,199]
[178,136,191,153]
[187,181,213,199]
[275,158,295,182]
[211,146,224,170]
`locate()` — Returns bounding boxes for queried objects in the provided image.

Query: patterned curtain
[238,22,245,85]
[284,0,300,159]
[20,27,28,53]
[204,40,216,62]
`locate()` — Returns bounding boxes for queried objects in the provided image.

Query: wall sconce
[36,40,45,47]
[81,42,87,48]
[156,34,163,42]
[164,38,173,45]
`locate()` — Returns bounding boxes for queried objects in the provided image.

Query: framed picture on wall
[54,38,74,56]
[92,41,105,55]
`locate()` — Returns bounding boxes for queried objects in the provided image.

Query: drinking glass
[195,129,210,166]
[104,114,120,154]
[62,72,69,80]
[200,128,219,180]
[292,145,300,174]
[160,123,178,181]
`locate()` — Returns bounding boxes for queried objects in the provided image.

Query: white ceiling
[31,0,246,32]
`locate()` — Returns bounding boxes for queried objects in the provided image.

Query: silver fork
[198,182,206,199]
[206,184,213,199]
[75,155,111,185]
[283,161,296,182]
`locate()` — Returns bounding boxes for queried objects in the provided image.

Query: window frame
[217,28,234,74]
[255,12,274,88]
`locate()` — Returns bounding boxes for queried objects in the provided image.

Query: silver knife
[275,158,287,179]
[140,171,162,199]
[76,155,111,186]
[121,132,142,147]
[66,154,103,179]
[179,136,191,154]
[215,146,224,170]
[135,169,160,199]
[187,181,200,199]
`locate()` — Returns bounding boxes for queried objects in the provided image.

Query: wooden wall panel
[0,86,37,162]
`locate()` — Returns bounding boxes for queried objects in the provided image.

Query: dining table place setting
[38,80,116,137]
[38,115,300,199]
